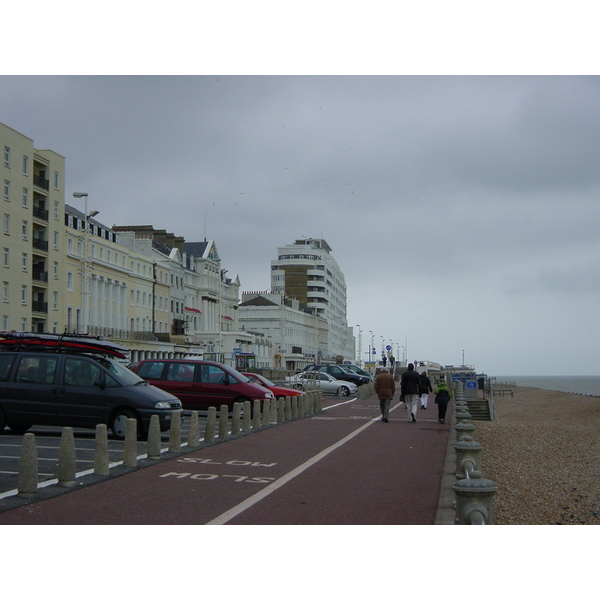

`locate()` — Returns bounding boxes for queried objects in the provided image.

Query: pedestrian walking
[419,371,433,409]
[374,368,395,422]
[400,363,422,422]
[434,379,452,424]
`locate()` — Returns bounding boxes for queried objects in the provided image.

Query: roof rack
[0,331,129,359]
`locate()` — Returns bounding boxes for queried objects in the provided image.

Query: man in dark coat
[374,368,395,422]
[400,363,422,422]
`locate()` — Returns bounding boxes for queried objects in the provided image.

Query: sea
[494,376,600,397]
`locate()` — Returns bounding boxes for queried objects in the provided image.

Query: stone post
[17,433,38,498]
[57,427,77,487]
[204,406,216,443]
[453,471,498,524]
[231,402,242,435]
[94,423,110,476]
[168,410,182,453]
[218,405,229,439]
[454,435,482,479]
[188,411,200,448]
[147,415,162,459]
[252,400,262,429]
[242,401,252,432]
[123,418,138,468]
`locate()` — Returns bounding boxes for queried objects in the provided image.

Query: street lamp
[72,192,94,335]
[355,325,362,367]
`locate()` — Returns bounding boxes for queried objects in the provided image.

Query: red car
[242,373,304,401]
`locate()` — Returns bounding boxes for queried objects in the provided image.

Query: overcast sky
[3,31,599,377]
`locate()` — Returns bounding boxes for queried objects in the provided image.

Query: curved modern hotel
[270,238,351,362]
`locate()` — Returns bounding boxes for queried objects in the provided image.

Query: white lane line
[206,402,401,525]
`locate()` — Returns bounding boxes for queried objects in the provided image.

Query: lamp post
[355,325,362,367]
[72,192,89,334]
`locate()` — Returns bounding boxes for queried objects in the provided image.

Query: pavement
[0,391,456,525]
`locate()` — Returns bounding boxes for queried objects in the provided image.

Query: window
[3,180,9,201]
[3,147,9,167]
[64,358,101,387]
[53,231,59,249]
[3,214,9,235]
[53,171,60,190]
[20,317,26,331]
[2,247,8,267]
[22,220,27,240]
[2,315,8,330]
[22,156,29,175]
[53,201,59,220]
[53,261,58,279]
[15,356,58,384]
[2,281,8,302]
[53,291,58,310]
[22,188,28,207]
[21,285,27,304]
[67,271,73,292]
[21,253,27,271]
[68,237,73,254]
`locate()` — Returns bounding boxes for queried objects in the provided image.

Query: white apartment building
[270,238,352,362]
[1,122,66,333]
[238,291,328,371]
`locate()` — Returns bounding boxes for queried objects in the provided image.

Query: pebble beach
[473,386,600,525]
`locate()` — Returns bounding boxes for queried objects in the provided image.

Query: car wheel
[110,409,139,440]
[8,423,32,434]
[340,386,350,397]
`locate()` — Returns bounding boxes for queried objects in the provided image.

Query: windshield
[254,374,274,386]
[93,356,146,386]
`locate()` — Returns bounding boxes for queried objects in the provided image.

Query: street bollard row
[15,390,323,500]
[451,381,498,525]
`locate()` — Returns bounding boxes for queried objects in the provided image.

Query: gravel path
[473,386,600,525]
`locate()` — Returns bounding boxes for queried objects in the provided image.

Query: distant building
[238,291,328,370]
[270,238,352,362]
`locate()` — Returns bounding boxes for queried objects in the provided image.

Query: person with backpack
[434,379,452,424]
[400,363,422,422]
[419,371,433,410]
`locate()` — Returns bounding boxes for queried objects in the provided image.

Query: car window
[200,364,227,384]
[93,356,145,386]
[15,356,58,384]
[64,358,102,387]
[0,354,15,381]
[166,363,195,382]
[137,361,166,379]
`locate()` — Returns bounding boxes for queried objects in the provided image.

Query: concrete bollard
[242,401,252,432]
[269,398,277,424]
[57,427,77,487]
[455,409,472,422]
[188,411,200,447]
[316,390,323,413]
[94,423,110,476]
[17,432,38,498]
[454,435,483,480]
[453,471,498,524]
[168,410,182,453]
[285,397,292,421]
[261,398,270,426]
[147,415,162,459]
[252,400,262,430]
[277,398,285,423]
[231,402,242,435]
[205,406,216,443]
[123,418,138,468]
[218,405,229,439]
[455,420,476,442]
[291,396,299,419]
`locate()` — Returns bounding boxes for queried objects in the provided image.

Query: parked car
[303,364,371,386]
[0,347,182,440]
[133,359,274,411]
[242,373,304,401]
[285,372,358,397]
[337,364,374,381]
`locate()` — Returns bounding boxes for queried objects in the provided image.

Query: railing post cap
[453,476,498,494]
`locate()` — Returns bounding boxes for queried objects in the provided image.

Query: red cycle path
[0,394,453,525]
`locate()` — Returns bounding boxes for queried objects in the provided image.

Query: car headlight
[265,392,274,398]
[154,401,172,409]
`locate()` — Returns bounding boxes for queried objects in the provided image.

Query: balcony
[32,269,48,283]
[33,206,49,221]
[33,174,49,190]
[33,238,49,252]
[32,300,48,313]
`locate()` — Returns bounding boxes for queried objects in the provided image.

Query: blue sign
[372,348,376,354]
[466,381,477,389]
[386,345,392,351]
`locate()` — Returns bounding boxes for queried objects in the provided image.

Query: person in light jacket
[374,368,395,423]
[434,380,452,424]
